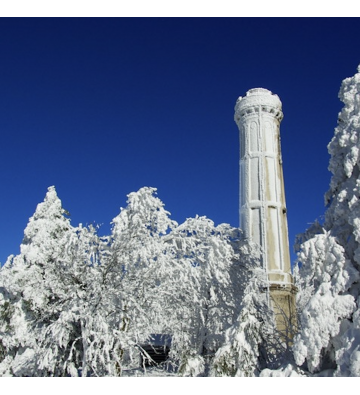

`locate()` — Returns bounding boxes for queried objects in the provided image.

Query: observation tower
[234,88,296,334]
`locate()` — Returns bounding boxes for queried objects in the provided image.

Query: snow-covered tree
[108,189,236,374]
[164,217,236,375]
[294,65,360,376]
[323,64,360,376]
[107,188,263,376]
[108,187,178,368]
[32,224,122,377]
[0,185,278,376]
[164,218,274,376]
[210,263,273,377]
[325,66,360,270]
[293,232,357,373]
[0,186,72,376]
[0,187,130,376]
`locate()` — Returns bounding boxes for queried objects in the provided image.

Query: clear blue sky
[0,17,359,265]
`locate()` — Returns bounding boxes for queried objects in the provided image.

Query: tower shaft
[234,88,296,336]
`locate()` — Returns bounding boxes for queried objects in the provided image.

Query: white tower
[234,88,296,333]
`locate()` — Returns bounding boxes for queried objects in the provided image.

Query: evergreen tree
[293,232,357,373]
[294,65,360,375]
[0,186,72,376]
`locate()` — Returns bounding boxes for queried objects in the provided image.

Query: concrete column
[234,88,296,336]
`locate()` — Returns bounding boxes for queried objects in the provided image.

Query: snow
[259,363,306,377]
[293,64,360,376]
[2,66,360,376]
[1,186,264,376]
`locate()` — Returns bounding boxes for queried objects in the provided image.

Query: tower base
[269,283,297,343]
